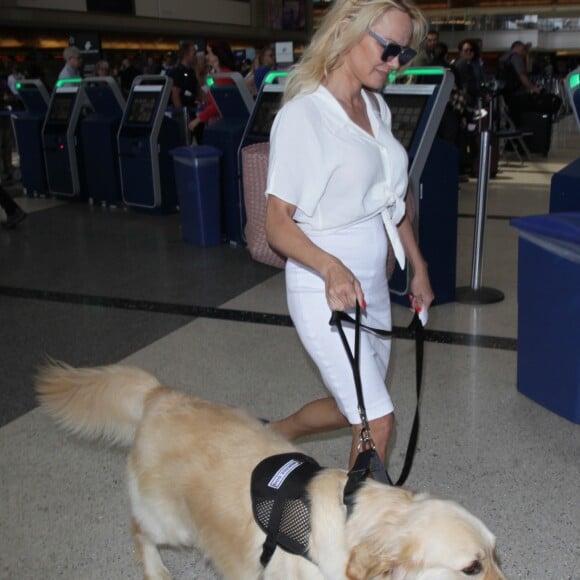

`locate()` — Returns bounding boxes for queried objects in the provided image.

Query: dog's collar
[251,452,322,567]
[343,449,392,517]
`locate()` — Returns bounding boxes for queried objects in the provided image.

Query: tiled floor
[1,115,579,579]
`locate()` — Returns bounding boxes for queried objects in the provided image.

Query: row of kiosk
[14,67,457,303]
[14,75,182,212]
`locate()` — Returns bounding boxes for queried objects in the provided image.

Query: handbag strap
[330,303,424,487]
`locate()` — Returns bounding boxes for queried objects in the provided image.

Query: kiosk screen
[249,91,283,138]
[382,94,430,152]
[126,93,158,124]
[49,93,76,122]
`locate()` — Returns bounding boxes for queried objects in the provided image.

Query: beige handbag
[241,142,286,269]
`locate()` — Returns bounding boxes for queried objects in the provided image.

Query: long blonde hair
[283,0,426,104]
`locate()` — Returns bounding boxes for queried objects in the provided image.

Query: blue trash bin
[510,213,580,423]
[170,145,222,247]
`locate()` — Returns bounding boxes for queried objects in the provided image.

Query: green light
[388,66,445,84]
[264,71,288,85]
[570,73,580,90]
[16,82,22,91]
[55,77,82,88]
[399,66,445,77]
[206,77,215,88]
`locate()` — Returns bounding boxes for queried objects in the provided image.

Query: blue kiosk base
[550,158,580,213]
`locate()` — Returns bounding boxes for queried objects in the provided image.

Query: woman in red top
[188,40,236,135]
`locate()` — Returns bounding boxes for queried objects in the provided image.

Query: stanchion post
[456,128,505,304]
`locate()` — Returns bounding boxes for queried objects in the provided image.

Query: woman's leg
[269,396,349,440]
[271,401,394,470]
[348,412,394,468]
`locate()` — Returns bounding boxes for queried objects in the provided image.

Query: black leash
[329,302,424,488]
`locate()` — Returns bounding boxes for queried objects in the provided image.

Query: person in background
[252,46,277,93]
[472,37,487,87]
[498,40,540,126]
[240,58,252,77]
[244,53,262,97]
[167,42,201,111]
[160,52,175,76]
[454,39,482,111]
[7,61,24,96]
[431,41,449,67]
[187,40,236,136]
[431,41,462,147]
[264,0,433,468]
[94,60,111,77]
[58,46,82,80]
[144,55,162,75]
[411,28,438,66]
[453,39,486,179]
[0,185,26,229]
[167,42,203,143]
[119,56,140,97]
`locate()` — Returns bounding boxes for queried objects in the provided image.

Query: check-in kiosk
[117,75,180,213]
[382,67,456,304]
[565,67,580,130]
[239,72,286,149]
[42,78,87,199]
[12,79,50,196]
[203,72,254,244]
[550,68,580,212]
[80,77,125,207]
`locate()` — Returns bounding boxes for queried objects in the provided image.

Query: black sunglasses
[367,29,416,66]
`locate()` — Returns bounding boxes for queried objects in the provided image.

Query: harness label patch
[268,459,303,489]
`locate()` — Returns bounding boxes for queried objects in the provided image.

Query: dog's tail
[36,361,163,447]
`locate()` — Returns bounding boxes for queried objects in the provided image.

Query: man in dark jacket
[498,41,540,125]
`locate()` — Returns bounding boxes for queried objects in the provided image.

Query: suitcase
[519,111,552,156]
[241,142,286,269]
[522,92,562,116]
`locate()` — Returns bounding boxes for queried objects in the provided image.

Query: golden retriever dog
[36,362,506,580]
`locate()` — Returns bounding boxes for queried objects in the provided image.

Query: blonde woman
[265,0,434,468]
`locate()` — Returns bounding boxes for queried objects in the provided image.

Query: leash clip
[357,426,375,452]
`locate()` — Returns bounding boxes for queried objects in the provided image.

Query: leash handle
[330,305,424,487]
[329,310,393,338]
[331,302,372,447]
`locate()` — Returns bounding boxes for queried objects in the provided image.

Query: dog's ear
[344,485,420,579]
[346,541,395,580]
[346,519,424,580]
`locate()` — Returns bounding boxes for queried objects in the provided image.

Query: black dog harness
[251,452,322,567]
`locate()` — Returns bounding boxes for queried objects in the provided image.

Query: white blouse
[265,84,409,268]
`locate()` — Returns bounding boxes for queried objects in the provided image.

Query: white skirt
[286,215,393,424]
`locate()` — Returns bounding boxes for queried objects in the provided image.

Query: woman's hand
[409,266,434,313]
[397,195,434,314]
[265,195,365,312]
[322,259,366,312]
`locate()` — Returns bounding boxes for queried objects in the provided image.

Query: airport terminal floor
[1,114,579,578]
